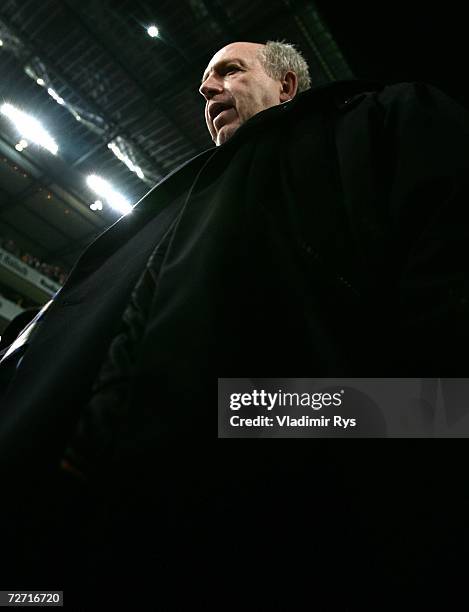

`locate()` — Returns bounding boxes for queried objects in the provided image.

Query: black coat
[1,79,469,606]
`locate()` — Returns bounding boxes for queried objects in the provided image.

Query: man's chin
[216,123,239,146]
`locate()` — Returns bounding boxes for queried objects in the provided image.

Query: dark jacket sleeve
[377,82,469,375]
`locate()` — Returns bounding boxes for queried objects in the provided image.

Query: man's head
[199,41,311,146]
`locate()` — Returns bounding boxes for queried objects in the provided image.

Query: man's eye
[226,66,239,74]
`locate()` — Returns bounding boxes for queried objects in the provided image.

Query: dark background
[317,1,469,105]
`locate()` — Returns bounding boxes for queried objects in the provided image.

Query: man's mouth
[209,102,232,123]
[213,107,233,129]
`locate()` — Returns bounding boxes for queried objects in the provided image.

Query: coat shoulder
[299,79,467,119]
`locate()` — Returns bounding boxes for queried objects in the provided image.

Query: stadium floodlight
[0,103,59,155]
[108,141,145,180]
[0,40,3,47]
[90,200,103,211]
[15,139,29,152]
[47,88,65,105]
[36,78,45,86]
[147,25,159,38]
[86,175,132,215]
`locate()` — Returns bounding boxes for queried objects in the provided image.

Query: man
[1,40,469,607]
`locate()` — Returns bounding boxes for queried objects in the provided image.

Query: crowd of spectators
[0,236,68,286]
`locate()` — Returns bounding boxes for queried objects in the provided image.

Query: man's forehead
[204,42,264,73]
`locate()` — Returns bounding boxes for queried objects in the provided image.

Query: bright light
[108,141,145,180]
[147,25,159,38]
[0,40,3,47]
[70,109,82,122]
[0,103,58,155]
[36,78,45,86]
[47,88,65,105]
[86,175,132,215]
[90,200,103,211]
[15,139,29,152]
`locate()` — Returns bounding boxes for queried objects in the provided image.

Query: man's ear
[279,70,298,102]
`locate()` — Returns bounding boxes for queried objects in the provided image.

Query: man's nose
[199,74,223,99]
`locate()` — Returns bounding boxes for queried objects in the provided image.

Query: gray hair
[257,40,311,93]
